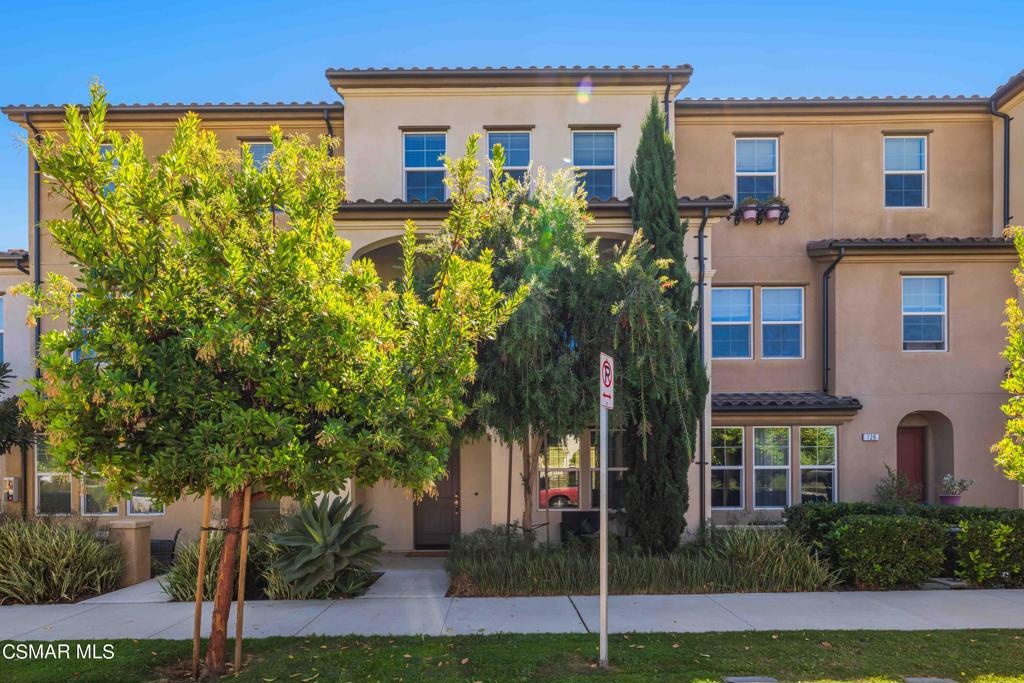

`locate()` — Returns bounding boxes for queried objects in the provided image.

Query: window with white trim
[128,488,165,515]
[799,426,837,503]
[539,436,581,509]
[537,430,630,511]
[902,275,946,351]
[246,141,274,171]
[884,136,927,207]
[589,428,629,511]
[572,131,615,200]
[761,287,803,359]
[82,477,118,515]
[404,133,446,202]
[99,143,116,195]
[735,138,777,204]
[488,131,531,184]
[711,288,752,359]
[711,427,744,509]
[754,426,790,508]
[35,439,71,515]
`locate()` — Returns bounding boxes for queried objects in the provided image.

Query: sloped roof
[711,392,862,413]
[993,70,1024,108]
[676,94,990,116]
[326,65,693,90]
[807,235,1014,256]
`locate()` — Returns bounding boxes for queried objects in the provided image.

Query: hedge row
[785,502,1024,588]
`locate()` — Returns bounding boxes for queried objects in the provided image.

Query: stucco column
[106,518,153,587]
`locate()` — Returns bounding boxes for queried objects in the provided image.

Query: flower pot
[939,494,962,506]
[765,204,783,222]
[741,206,759,221]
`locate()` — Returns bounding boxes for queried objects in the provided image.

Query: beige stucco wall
[994,93,1024,231]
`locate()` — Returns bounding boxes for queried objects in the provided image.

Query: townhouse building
[1,64,1022,550]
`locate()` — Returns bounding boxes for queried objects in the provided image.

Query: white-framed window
[246,141,275,171]
[884,136,927,208]
[487,131,531,184]
[754,426,790,509]
[82,477,118,515]
[735,138,778,204]
[588,428,629,511]
[537,430,630,511]
[711,287,753,359]
[404,132,446,202]
[711,427,744,509]
[572,131,615,200]
[799,426,837,503]
[128,488,165,515]
[902,275,946,351]
[99,143,116,195]
[35,439,71,515]
[761,287,804,359]
[539,435,582,510]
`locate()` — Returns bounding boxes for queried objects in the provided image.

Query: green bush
[956,519,1024,587]
[447,525,837,596]
[0,516,123,604]
[827,515,945,588]
[160,525,279,601]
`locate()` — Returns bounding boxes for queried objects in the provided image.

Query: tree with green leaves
[995,226,1024,484]
[16,85,517,675]
[619,97,708,553]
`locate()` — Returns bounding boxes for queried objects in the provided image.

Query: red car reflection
[540,486,579,508]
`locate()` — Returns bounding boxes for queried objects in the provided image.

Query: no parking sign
[599,353,614,410]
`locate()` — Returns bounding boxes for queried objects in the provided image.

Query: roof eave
[807,240,1016,258]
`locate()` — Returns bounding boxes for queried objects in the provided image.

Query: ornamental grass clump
[0,516,123,604]
[446,525,836,596]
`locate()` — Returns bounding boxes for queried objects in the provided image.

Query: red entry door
[896,427,926,502]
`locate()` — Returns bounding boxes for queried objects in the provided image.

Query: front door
[413,448,461,549]
[896,426,926,502]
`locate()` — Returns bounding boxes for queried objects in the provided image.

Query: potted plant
[764,196,786,222]
[939,474,974,506]
[739,196,760,222]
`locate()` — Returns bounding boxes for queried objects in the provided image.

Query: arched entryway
[896,411,954,503]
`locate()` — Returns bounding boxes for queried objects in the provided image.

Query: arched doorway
[896,411,954,503]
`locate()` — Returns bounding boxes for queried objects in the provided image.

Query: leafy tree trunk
[521,432,536,533]
[204,488,244,676]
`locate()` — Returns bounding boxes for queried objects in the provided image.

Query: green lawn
[1,631,1022,682]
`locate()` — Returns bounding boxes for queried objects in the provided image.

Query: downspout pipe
[821,248,845,393]
[991,99,1012,228]
[695,206,710,533]
[24,114,42,519]
[323,109,336,157]
[663,74,672,132]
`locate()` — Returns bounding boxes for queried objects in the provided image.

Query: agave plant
[271,495,383,597]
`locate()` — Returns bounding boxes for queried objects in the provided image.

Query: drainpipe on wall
[821,248,845,393]
[24,114,42,519]
[991,99,1012,228]
[663,74,672,132]
[323,109,336,157]
[695,207,710,532]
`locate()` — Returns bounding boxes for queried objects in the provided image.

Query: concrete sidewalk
[2,589,1024,640]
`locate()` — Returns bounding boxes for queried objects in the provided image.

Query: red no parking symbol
[599,353,614,409]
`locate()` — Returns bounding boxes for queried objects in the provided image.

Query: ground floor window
[799,426,837,503]
[82,477,118,515]
[539,430,629,511]
[128,488,165,515]
[711,427,744,509]
[35,440,71,515]
[754,426,790,509]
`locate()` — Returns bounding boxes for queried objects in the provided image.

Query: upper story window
[884,136,927,207]
[99,144,116,195]
[404,133,446,202]
[761,287,803,359]
[711,427,744,510]
[488,131,531,184]
[735,138,777,204]
[572,131,615,200]
[247,141,275,171]
[711,287,753,359]
[902,275,946,351]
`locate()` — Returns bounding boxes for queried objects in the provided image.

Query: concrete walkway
[3,588,1024,641]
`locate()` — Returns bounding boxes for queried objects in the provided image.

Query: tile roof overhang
[712,392,862,414]
[993,70,1024,109]
[806,235,1015,258]
[325,65,694,92]
[0,248,29,270]
[2,102,344,125]
[334,195,734,221]
[675,95,991,117]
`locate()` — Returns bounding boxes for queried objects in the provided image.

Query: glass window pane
[590,470,627,510]
[588,430,632,469]
[406,171,446,202]
[540,470,580,509]
[903,316,944,349]
[712,324,751,358]
[578,169,613,200]
[903,278,945,313]
[885,173,924,207]
[801,469,835,503]
[736,139,777,173]
[885,137,925,171]
[36,440,57,472]
[404,134,445,168]
[800,427,836,466]
[754,427,789,466]
[83,478,118,514]
[248,142,274,171]
[763,324,801,358]
[489,132,530,168]
[38,474,71,515]
[755,469,788,507]
[711,289,752,323]
[762,289,802,322]
[573,132,614,167]
[736,175,776,203]
[129,489,165,514]
[711,470,742,508]
[711,427,743,466]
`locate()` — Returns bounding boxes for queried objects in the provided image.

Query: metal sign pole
[598,352,614,669]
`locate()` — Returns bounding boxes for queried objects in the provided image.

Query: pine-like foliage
[619,97,709,553]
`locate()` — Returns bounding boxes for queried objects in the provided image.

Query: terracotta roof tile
[712,392,862,413]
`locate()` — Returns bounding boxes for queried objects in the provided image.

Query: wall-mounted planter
[741,206,759,221]
[764,204,784,222]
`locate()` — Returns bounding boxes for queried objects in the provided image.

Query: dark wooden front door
[413,448,461,549]
[896,426,926,502]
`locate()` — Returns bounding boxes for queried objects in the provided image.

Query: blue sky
[1,0,1021,248]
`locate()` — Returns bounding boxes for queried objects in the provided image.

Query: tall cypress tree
[620,97,708,553]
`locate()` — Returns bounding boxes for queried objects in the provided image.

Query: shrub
[876,464,922,503]
[446,525,837,596]
[0,516,123,604]
[828,515,945,588]
[160,525,278,601]
[956,519,1024,587]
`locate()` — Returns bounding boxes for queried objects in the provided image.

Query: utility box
[3,477,20,502]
